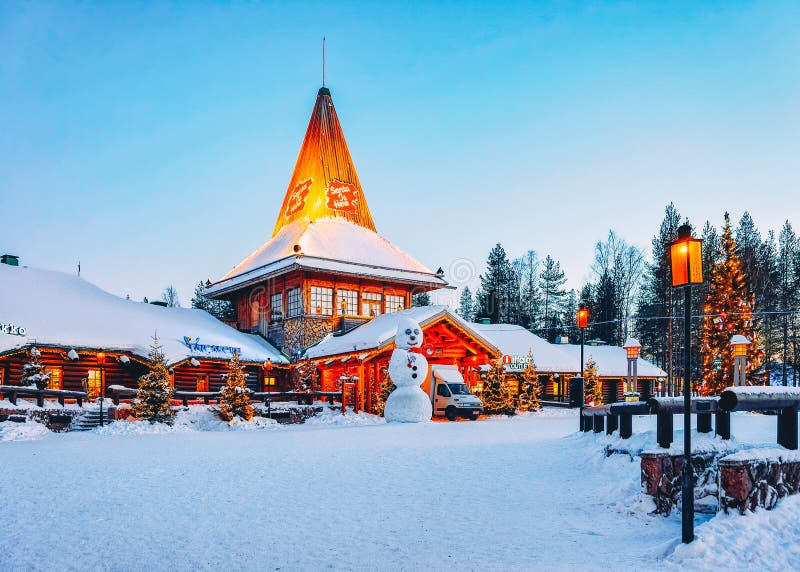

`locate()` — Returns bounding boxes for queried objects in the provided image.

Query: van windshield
[448,383,472,395]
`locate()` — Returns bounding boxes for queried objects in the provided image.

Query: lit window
[287,288,302,317]
[45,367,62,390]
[310,286,333,315]
[196,376,209,392]
[270,292,283,320]
[337,289,358,315]
[361,292,382,317]
[86,369,102,399]
[385,294,405,313]
[264,376,277,389]
[506,379,519,394]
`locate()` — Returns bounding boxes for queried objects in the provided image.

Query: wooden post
[716,410,731,440]
[582,414,592,432]
[9,391,16,406]
[593,415,604,433]
[37,392,44,408]
[640,379,651,402]
[606,414,618,435]
[657,411,673,448]
[696,412,712,433]
[58,395,65,407]
[619,413,632,439]
[182,396,188,407]
[777,404,798,450]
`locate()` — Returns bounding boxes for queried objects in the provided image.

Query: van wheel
[445,406,457,422]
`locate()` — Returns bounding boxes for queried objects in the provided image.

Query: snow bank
[0,420,51,442]
[724,385,800,399]
[668,495,800,570]
[302,407,386,427]
[95,407,281,436]
[720,447,800,464]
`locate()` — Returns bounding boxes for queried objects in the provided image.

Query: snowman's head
[395,316,423,349]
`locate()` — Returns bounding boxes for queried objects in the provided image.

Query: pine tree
[516,350,541,412]
[777,221,798,386]
[292,361,320,392]
[372,366,395,416]
[584,357,603,405]
[476,244,514,323]
[480,360,514,415]
[517,250,541,329]
[457,286,475,321]
[191,280,235,321]
[699,213,762,395]
[134,335,175,423]
[21,347,51,390]
[539,255,568,331]
[218,352,254,422]
[412,292,431,306]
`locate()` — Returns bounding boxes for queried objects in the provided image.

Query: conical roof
[273,87,376,236]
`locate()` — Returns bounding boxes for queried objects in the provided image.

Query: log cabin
[0,262,289,400]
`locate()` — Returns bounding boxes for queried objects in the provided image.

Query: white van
[424,364,483,421]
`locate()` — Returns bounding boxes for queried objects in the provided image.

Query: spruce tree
[584,357,603,405]
[517,250,541,329]
[134,335,175,423]
[476,244,513,323]
[699,214,762,395]
[777,221,798,386]
[412,292,431,306]
[292,361,320,392]
[21,347,51,390]
[191,280,235,321]
[372,366,396,416]
[517,350,541,412]
[457,286,475,321]
[480,360,514,415]
[539,255,567,331]
[218,353,254,422]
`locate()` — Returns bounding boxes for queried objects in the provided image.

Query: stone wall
[719,451,800,514]
[282,316,333,357]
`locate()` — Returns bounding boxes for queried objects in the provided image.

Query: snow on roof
[558,344,666,378]
[206,218,448,296]
[303,306,498,360]
[470,323,577,373]
[0,264,287,366]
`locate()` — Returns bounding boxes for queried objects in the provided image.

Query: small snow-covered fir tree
[517,350,541,412]
[218,352,254,422]
[372,365,396,416]
[480,360,515,415]
[21,347,51,390]
[134,335,174,423]
[584,357,603,406]
[292,361,320,393]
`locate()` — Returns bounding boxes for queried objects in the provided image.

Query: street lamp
[623,338,642,402]
[730,335,751,387]
[669,223,703,544]
[573,305,589,422]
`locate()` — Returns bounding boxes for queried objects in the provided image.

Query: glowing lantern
[623,338,641,359]
[264,358,273,372]
[576,305,589,329]
[670,224,704,287]
[730,335,751,357]
[97,352,106,364]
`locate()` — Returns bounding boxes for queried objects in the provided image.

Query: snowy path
[0,411,785,571]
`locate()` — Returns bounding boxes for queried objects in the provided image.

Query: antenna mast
[322,36,326,87]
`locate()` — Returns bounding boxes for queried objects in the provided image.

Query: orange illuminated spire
[272,87,376,236]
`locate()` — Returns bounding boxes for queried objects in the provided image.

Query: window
[506,379,519,394]
[270,292,283,320]
[310,286,333,315]
[361,292,382,317]
[264,376,277,390]
[196,376,209,392]
[287,287,302,317]
[385,294,405,313]
[437,384,451,397]
[46,367,62,390]
[86,369,102,399]
[337,289,358,315]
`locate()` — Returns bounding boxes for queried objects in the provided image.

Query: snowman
[384,316,432,423]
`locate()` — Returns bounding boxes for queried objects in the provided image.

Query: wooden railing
[106,386,344,408]
[0,385,88,407]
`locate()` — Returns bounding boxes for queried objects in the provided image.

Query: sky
[2,1,799,308]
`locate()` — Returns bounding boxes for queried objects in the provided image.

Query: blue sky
[2,1,799,306]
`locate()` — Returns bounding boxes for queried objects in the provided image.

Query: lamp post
[264,358,273,419]
[574,305,589,425]
[730,335,751,387]
[623,339,642,402]
[669,223,704,544]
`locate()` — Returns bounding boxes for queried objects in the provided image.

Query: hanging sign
[325,180,359,213]
[0,323,26,336]
[183,337,241,356]
[285,178,312,217]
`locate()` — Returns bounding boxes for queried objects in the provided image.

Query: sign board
[0,323,26,336]
[183,337,241,356]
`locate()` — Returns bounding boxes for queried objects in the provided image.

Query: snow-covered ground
[0,408,796,571]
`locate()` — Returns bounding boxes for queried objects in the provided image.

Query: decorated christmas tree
[21,347,51,390]
[218,352,254,422]
[584,357,603,406]
[700,213,762,395]
[134,335,174,423]
[480,360,515,415]
[371,365,396,416]
[517,350,541,412]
